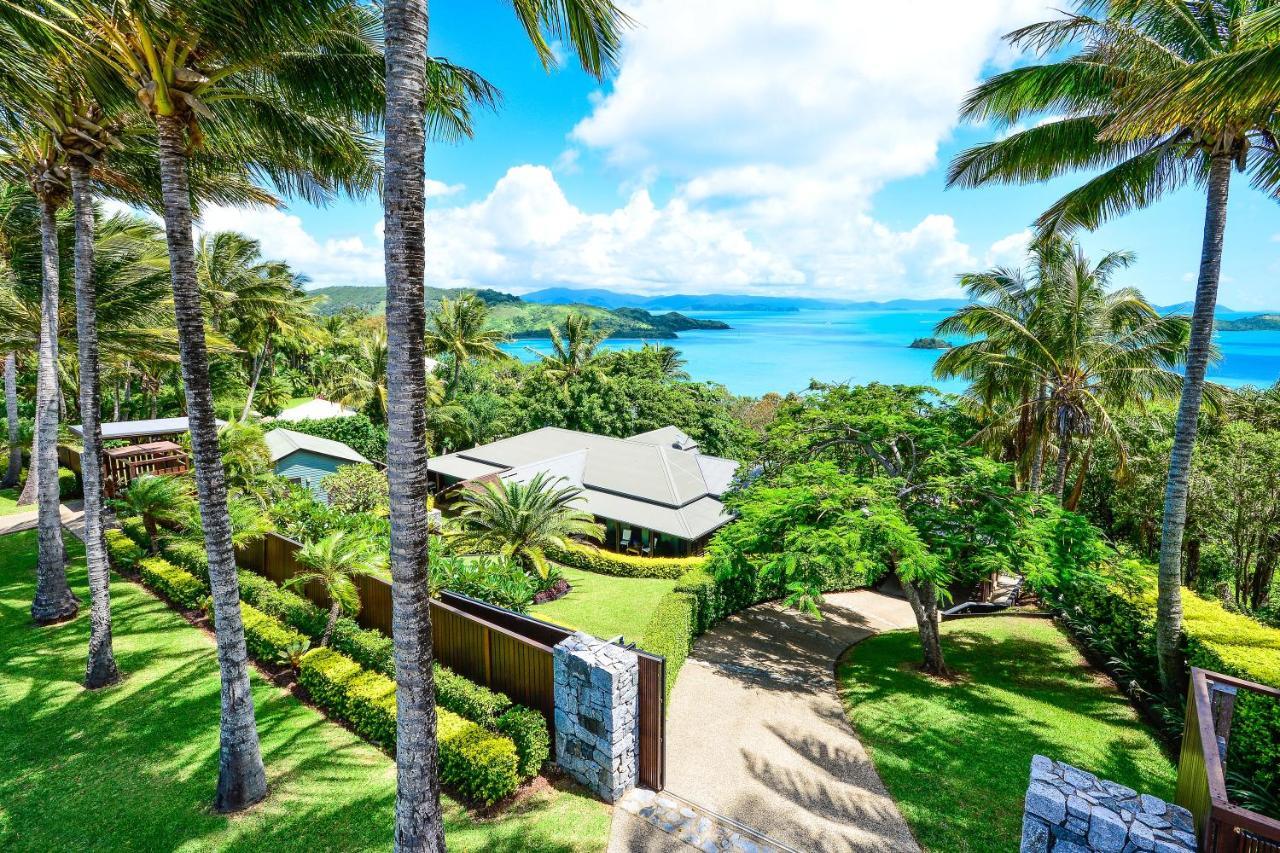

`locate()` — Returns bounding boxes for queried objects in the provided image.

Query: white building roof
[429,426,740,540]
[275,398,357,422]
[70,416,222,440]
[264,428,369,466]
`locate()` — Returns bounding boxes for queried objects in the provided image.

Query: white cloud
[425,178,464,198]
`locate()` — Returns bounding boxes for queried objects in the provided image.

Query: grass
[0,486,22,516]
[837,616,1176,853]
[531,565,675,642]
[0,529,609,852]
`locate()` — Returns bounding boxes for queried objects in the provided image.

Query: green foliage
[138,557,207,610]
[430,554,535,612]
[238,570,329,638]
[119,515,150,551]
[546,542,704,580]
[320,464,388,514]
[495,706,551,778]
[104,528,143,571]
[57,467,79,499]
[282,415,387,463]
[638,590,698,700]
[236,602,310,665]
[269,485,390,551]
[436,666,511,723]
[160,539,210,581]
[298,647,521,803]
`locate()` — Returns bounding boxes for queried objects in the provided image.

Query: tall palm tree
[382,0,623,845]
[533,312,607,386]
[288,531,387,646]
[0,181,34,489]
[115,473,194,555]
[946,0,1280,691]
[936,240,1190,503]
[454,471,604,578]
[2,351,17,487]
[424,294,509,392]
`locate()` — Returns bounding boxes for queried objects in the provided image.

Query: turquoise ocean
[503,307,1280,398]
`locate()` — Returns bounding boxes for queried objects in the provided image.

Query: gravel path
[623,590,923,853]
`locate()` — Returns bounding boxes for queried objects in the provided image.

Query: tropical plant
[321,464,389,515]
[179,495,276,551]
[532,312,607,387]
[935,238,1191,503]
[947,0,1280,691]
[288,531,387,646]
[425,294,510,392]
[429,553,536,613]
[453,471,604,579]
[116,474,194,555]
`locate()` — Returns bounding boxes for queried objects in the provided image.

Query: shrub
[496,706,550,778]
[104,528,143,572]
[119,515,150,551]
[431,555,534,613]
[320,464,388,514]
[329,617,395,675]
[283,415,387,464]
[298,647,520,803]
[58,467,80,499]
[547,542,705,580]
[162,539,210,581]
[237,603,310,665]
[237,570,329,637]
[638,590,699,701]
[436,665,511,724]
[138,557,206,609]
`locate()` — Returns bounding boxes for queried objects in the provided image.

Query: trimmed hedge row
[236,566,550,777]
[105,529,143,572]
[299,647,521,804]
[163,539,210,581]
[119,515,151,552]
[235,602,310,665]
[58,467,79,499]
[1037,562,1280,797]
[138,557,206,610]
[547,542,706,580]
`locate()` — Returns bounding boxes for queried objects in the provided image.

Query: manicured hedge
[105,529,143,572]
[119,515,150,552]
[496,706,551,778]
[138,557,206,610]
[1037,562,1280,797]
[299,647,521,804]
[638,589,698,700]
[162,539,210,581]
[237,602,310,665]
[547,542,705,580]
[58,467,79,499]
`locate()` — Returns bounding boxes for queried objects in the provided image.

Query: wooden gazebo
[103,441,189,497]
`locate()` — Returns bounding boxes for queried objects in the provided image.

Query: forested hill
[1216,314,1280,332]
[307,285,730,339]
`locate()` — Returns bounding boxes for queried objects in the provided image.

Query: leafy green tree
[321,464,389,515]
[453,471,604,579]
[288,531,387,646]
[948,0,1280,692]
[424,294,510,393]
[116,473,194,555]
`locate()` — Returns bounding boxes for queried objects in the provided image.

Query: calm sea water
[503,308,1280,398]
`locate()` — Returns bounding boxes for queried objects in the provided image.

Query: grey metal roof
[70,416,223,440]
[629,425,699,451]
[264,428,368,465]
[429,426,740,540]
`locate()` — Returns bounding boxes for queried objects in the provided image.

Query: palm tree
[453,472,604,578]
[2,351,17,487]
[936,240,1190,504]
[946,0,1280,691]
[424,294,509,392]
[334,326,391,423]
[287,531,387,646]
[642,342,688,380]
[533,312,607,386]
[116,473,194,555]
[382,0,622,845]
[0,182,34,490]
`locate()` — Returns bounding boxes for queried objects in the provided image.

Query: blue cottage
[264,428,370,502]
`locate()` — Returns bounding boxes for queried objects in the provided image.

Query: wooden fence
[234,531,666,790]
[1175,668,1280,852]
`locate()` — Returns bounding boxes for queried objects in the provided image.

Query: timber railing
[235,530,667,789]
[1175,668,1280,852]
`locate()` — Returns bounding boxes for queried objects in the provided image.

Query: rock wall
[553,631,639,802]
[1021,756,1197,852]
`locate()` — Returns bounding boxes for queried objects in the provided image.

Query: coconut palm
[382,0,623,844]
[453,471,604,578]
[424,294,510,393]
[287,531,387,646]
[936,240,1191,504]
[116,473,194,555]
[2,352,17,487]
[946,0,1280,690]
[533,312,608,386]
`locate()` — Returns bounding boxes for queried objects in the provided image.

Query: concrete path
[0,499,84,538]
[637,590,921,853]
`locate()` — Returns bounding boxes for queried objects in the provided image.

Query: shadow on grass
[832,619,1175,853]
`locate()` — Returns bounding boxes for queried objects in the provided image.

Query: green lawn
[0,486,21,516]
[531,566,675,642]
[838,616,1176,853]
[0,530,609,852]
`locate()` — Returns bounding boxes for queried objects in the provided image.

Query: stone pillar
[1021,755,1197,853]
[553,631,639,802]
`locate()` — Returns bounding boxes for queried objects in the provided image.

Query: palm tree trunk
[385,1,445,849]
[156,113,267,812]
[1065,444,1092,512]
[3,352,20,488]
[31,194,77,626]
[18,426,37,505]
[240,338,271,421]
[1156,153,1232,695]
[71,163,120,688]
[1053,431,1072,500]
[322,599,342,647]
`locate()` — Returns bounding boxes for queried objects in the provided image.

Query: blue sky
[198,0,1280,310]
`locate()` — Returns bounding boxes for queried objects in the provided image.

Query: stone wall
[1021,756,1197,853]
[553,631,639,802]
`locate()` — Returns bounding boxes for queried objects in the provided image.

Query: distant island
[909,337,953,350]
[307,285,731,340]
[1216,314,1280,332]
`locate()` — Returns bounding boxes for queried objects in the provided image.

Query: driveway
[653,590,921,852]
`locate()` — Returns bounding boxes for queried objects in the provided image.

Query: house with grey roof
[265,428,369,502]
[428,426,740,556]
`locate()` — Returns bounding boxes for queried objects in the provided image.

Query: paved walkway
[611,590,921,853]
[0,499,84,538]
